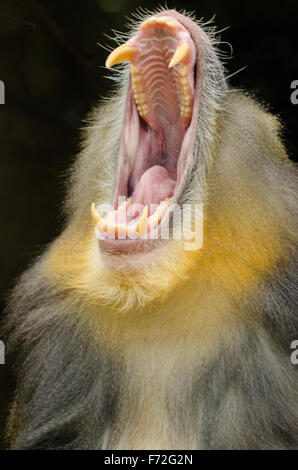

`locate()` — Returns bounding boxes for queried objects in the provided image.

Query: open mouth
[91,14,199,250]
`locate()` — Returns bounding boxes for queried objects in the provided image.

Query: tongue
[131,165,176,214]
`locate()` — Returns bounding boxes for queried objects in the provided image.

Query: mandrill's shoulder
[210,90,297,193]
[204,89,298,304]
[217,90,292,162]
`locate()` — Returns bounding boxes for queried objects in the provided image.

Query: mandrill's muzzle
[91,11,214,251]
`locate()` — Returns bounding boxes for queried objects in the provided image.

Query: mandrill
[4,9,298,450]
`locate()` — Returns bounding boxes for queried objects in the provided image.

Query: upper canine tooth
[105,44,138,69]
[168,43,190,68]
[136,205,148,236]
[91,203,107,231]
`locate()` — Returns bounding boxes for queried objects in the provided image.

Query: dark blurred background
[0,0,297,449]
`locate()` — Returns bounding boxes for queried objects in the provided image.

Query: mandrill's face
[90,10,226,258]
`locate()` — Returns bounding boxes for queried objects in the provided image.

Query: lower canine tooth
[91,203,107,231]
[136,205,148,236]
[147,200,170,228]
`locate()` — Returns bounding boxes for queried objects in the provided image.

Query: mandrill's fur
[4,9,298,450]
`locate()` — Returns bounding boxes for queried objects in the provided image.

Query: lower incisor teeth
[92,199,171,238]
[116,198,131,212]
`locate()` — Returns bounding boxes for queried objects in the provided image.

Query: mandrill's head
[46,9,285,311]
[89,10,226,260]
